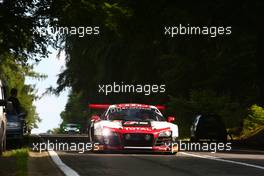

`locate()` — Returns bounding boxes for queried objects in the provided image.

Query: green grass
[3,148,29,176]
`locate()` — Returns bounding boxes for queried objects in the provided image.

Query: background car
[6,112,27,141]
[63,123,81,134]
[190,114,227,142]
[0,80,7,155]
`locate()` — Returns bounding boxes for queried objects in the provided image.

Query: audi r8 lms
[89,103,179,154]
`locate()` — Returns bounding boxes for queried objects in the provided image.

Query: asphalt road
[56,150,264,176]
[34,134,264,176]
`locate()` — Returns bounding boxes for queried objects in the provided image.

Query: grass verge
[2,148,29,176]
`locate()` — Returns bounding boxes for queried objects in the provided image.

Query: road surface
[55,150,264,176]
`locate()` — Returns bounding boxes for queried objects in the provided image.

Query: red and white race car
[88,103,179,154]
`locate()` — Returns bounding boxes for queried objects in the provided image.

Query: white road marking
[181,152,264,170]
[48,150,80,176]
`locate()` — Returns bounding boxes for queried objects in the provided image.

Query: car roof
[200,113,221,118]
[89,103,165,111]
[105,103,163,117]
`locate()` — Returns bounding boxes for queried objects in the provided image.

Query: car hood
[99,120,178,137]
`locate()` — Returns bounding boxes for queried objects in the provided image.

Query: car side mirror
[0,100,6,106]
[167,116,175,123]
[91,115,101,122]
[6,101,17,115]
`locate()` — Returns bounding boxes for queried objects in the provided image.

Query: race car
[88,103,179,154]
[63,123,81,134]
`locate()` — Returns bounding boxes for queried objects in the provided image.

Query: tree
[0,0,53,63]
[0,56,45,128]
[52,1,264,137]
[0,0,54,128]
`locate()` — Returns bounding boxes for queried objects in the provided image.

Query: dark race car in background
[190,114,227,142]
[89,103,179,154]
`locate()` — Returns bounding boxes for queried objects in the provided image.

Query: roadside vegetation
[0,57,44,129]
[0,1,51,130]
[2,148,29,176]
[1,1,264,140]
[242,105,264,138]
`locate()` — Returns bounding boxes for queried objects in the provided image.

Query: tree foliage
[0,0,53,63]
[60,91,89,132]
[0,56,44,128]
[0,0,52,128]
[54,1,264,134]
[243,105,264,133]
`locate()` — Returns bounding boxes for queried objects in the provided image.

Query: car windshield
[66,124,78,128]
[7,114,20,122]
[106,108,165,121]
[199,115,222,127]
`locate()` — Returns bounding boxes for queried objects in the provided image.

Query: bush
[243,105,264,133]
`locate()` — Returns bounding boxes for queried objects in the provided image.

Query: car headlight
[76,129,80,132]
[102,128,112,136]
[7,122,21,128]
[159,130,172,137]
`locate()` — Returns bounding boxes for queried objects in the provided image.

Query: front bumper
[6,129,23,139]
[94,133,178,153]
[64,130,80,134]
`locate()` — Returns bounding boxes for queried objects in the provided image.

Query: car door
[0,81,7,154]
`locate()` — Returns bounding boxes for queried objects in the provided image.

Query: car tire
[89,127,95,143]
[170,152,178,155]
[164,151,177,155]
[163,139,178,155]
[90,127,100,152]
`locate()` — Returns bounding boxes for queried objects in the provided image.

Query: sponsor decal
[122,121,151,127]
[123,127,153,131]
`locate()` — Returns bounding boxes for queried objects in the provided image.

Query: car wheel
[170,152,178,155]
[90,127,100,152]
[164,151,177,155]
[89,127,94,143]
[163,139,178,155]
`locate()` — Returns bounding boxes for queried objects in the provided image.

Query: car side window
[194,115,201,126]
[100,111,107,120]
